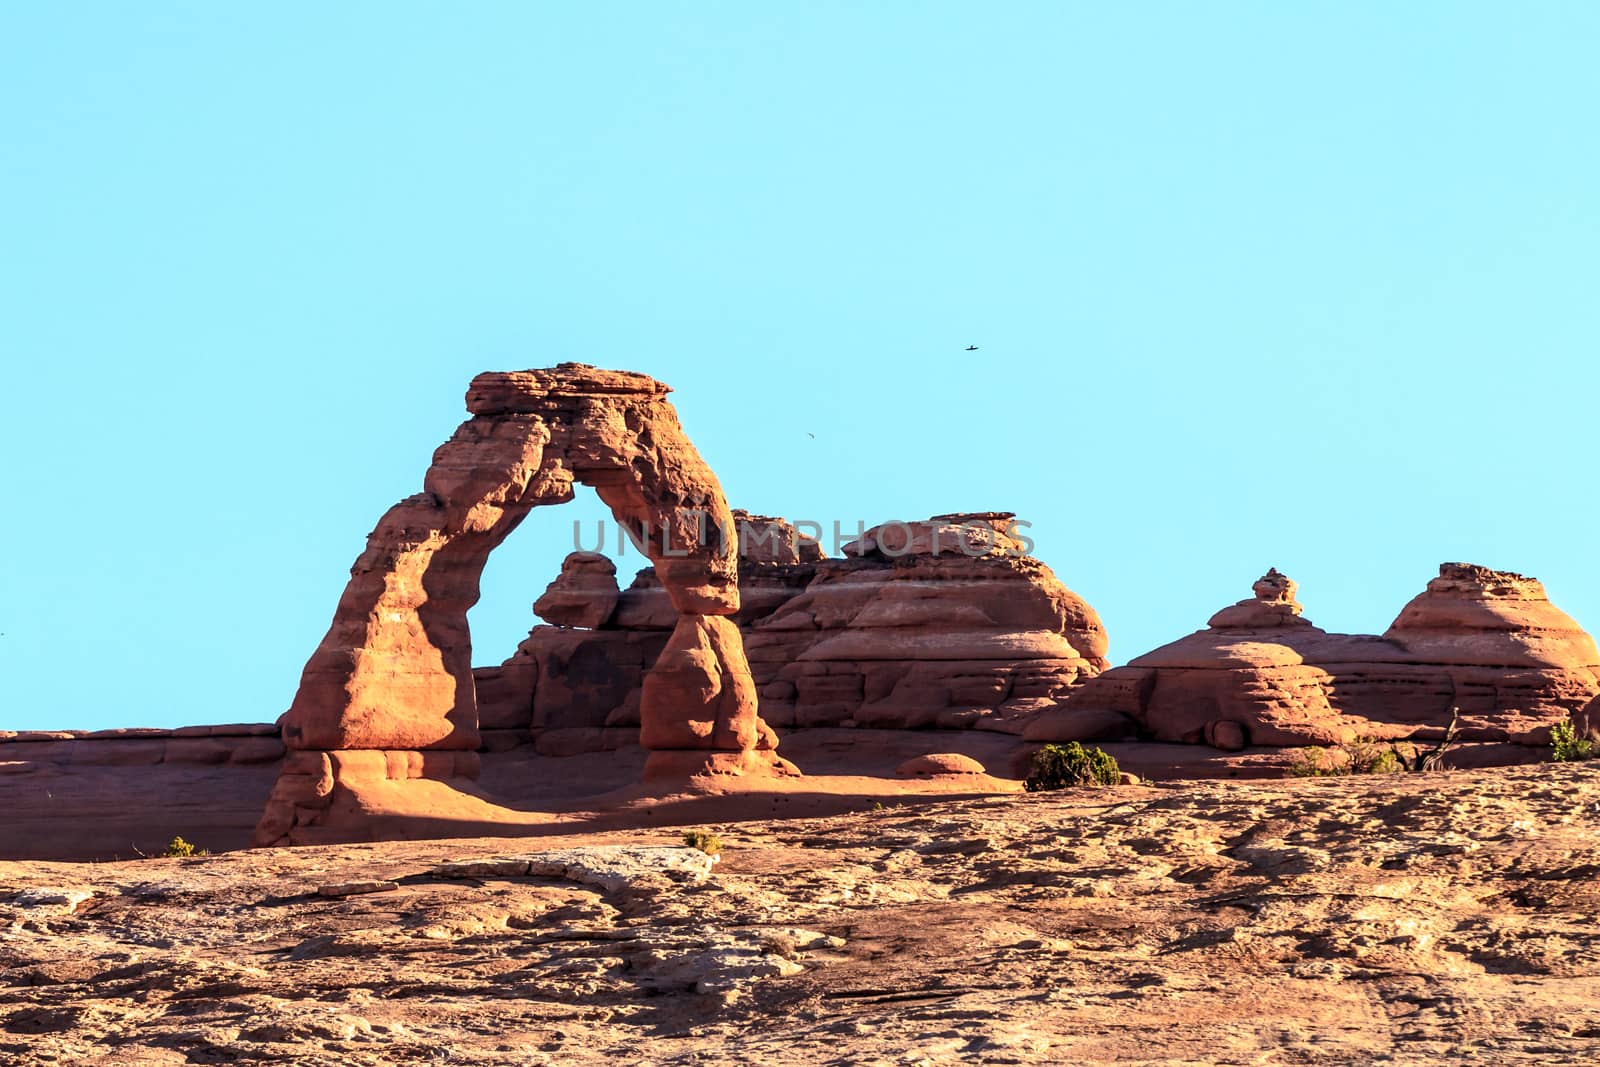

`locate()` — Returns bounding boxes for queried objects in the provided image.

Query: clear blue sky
[4,3,1597,731]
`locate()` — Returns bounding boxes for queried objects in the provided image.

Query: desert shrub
[682,830,723,856]
[161,836,207,858]
[1288,738,1404,778]
[1291,711,1466,777]
[1551,721,1596,762]
[1288,748,1338,777]
[1025,743,1120,791]
[1345,737,1404,775]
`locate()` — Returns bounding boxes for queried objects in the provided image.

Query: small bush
[1345,737,1404,775]
[1025,743,1120,792]
[161,836,207,858]
[1551,721,1596,762]
[682,830,723,856]
[1291,712,1465,777]
[1288,748,1338,777]
[1289,738,1405,778]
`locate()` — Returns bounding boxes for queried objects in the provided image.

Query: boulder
[533,551,621,629]
[896,753,987,777]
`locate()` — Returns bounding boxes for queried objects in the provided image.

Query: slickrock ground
[5,763,1600,1065]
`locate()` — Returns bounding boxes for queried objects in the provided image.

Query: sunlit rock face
[1025,564,1600,752]
[482,512,1112,744]
[259,365,794,847]
[747,514,1109,732]
[532,552,621,630]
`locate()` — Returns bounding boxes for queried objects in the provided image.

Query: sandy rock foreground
[4,763,1600,1065]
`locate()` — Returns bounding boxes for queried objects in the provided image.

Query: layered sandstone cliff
[478,513,1111,747]
[1025,564,1600,752]
[748,514,1108,732]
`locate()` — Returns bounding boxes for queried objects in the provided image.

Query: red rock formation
[258,365,795,846]
[1025,564,1600,753]
[532,552,621,629]
[1023,568,1353,748]
[1386,564,1595,663]
[478,513,1110,745]
[470,511,823,756]
[481,622,664,740]
[0,725,284,768]
[726,510,826,624]
[896,752,988,778]
[748,515,1109,732]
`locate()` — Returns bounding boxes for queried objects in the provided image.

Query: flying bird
[964,345,979,351]
[806,432,815,439]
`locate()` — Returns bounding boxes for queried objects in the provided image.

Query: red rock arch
[257,365,793,845]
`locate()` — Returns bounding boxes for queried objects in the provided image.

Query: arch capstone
[256,364,797,845]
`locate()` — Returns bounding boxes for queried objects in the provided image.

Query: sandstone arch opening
[469,482,617,651]
[256,365,797,846]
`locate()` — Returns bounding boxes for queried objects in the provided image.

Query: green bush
[1291,711,1465,777]
[1025,743,1120,791]
[1346,737,1404,775]
[1288,738,1405,777]
[1288,748,1336,777]
[161,836,207,858]
[1551,721,1596,762]
[682,830,723,856]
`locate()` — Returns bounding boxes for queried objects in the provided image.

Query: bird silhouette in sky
[964,345,979,351]
[806,432,815,439]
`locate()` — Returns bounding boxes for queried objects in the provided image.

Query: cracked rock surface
[4,765,1600,1064]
